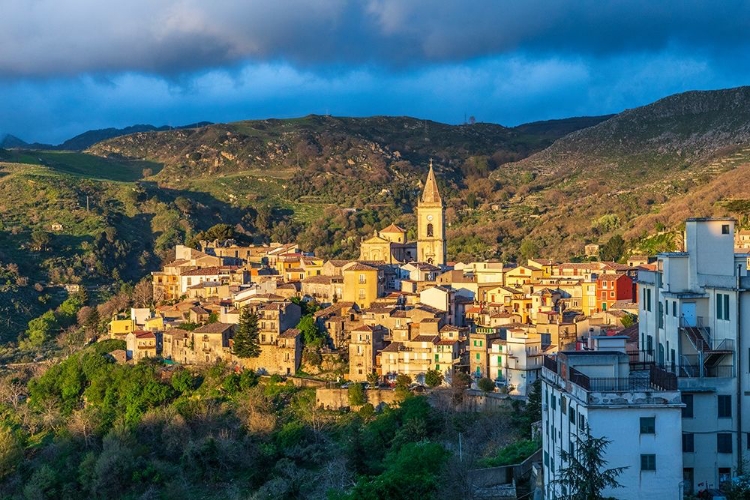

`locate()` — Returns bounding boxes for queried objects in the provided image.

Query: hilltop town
[95,163,750,499]
[110,165,638,395]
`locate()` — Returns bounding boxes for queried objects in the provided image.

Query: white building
[541,336,683,500]
[505,328,542,396]
[637,218,750,493]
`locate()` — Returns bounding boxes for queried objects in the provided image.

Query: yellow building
[359,224,416,264]
[143,316,164,332]
[342,263,383,308]
[109,318,136,338]
[301,257,325,278]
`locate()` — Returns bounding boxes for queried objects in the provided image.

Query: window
[718,395,732,418]
[673,301,677,317]
[682,394,694,418]
[722,224,730,234]
[551,395,556,410]
[569,407,576,424]
[647,335,654,355]
[358,289,365,299]
[640,417,655,434]
[718,433,732,453]
[579,414,585,430]
[358,274,366,284]
[426,223,434,237]
[475,353,481,360]
[561,397,567,415]
[683,433,695,452]
[641,454,656,471]
[658,301,664,328]
[717,293,730,321]
[646,289,652,312]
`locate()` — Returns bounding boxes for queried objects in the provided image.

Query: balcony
[542,355,678,393]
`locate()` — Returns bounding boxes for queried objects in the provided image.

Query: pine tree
[233,308,260,358]
[555,427,627,499]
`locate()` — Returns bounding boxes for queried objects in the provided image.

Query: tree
[233,308,260,358]
[30,229,51,252]
[478,377,495,393]
[131,279,153,308]
[395,374,412,401]
[451,372,472,406]
[555,428,627,499]
[21,310,58,348]
[366,371,380,387]
[348,383,366,407]
[600,235,625,262]
[424,369,443,388]
[620,313,636,328]
[297,314,324,347]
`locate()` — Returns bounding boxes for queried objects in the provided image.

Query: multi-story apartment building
[542,336,683,499]
[349,324,387,381]
[637,218,750,493]
[504,327,542,396]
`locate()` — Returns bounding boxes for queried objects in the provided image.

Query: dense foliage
[0,338,537,499]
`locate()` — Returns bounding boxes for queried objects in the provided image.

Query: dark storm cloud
[1,0,749,78]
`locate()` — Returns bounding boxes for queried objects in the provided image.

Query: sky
[2,1,750,144]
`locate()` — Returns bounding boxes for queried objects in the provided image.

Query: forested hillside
[0,339,538,499]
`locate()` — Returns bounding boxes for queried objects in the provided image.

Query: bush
[424,369,443,388]
[479,439,541,468]
[478,377,496,393]
[348,383,366,406]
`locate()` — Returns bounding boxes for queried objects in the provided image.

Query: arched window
[427,223,434,237]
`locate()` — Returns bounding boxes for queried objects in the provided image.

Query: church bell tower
[417,160,446,266]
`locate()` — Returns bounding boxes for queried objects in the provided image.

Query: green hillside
[6,87,750,343]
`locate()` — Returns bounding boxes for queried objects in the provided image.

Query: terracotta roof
[353,324,376,332]
[380,342,402,353]
[363,306,396,315]
[181,266,224,276]
[279,328,301,339]
[598,274,623,282]
[194,323,234,334]
[132,331,155,339]
[618,323,640,343]
[380,223,406,233]
[412,334,439,343]
[437,339,458,345]
[344,263,378,272]
[190,306,209,314]
[325,259,351,267]
[611,300,638,309]
[302,275,341,284]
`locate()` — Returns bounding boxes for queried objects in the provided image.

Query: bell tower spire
[421,158,442,204]
[417,159,446,266]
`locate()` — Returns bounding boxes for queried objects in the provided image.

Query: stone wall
[315,388,399,409]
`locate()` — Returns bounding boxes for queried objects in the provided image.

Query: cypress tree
[233,308,260,358]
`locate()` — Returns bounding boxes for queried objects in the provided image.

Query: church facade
[359,161,446,266]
